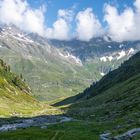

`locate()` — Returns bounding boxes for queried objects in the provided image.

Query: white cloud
[0,0,73,40]
[75,8,104,41]
[134,0,140,10]
[58,9,74,22]
[22,8,45,35]
[46,18,70,40]
[46,9,73,40]
[0,0,46,36]
[1,0,140,42]
[104,0,140,42]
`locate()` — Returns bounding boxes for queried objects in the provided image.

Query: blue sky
[27,0,134,27]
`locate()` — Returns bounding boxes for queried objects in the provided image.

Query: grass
[54,74,140,139]
[0,70,139,139]
[0,60,62,117]
[1,118,139,140]
[66,73,140,120]
[0,121,104,140]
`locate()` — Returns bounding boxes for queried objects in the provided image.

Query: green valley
[0,50,140,140]
[0,59,61,117]
[0,6,140,139]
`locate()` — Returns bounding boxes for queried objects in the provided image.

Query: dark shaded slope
[64,51,140,123]
[54,51,140,106]
[75,51,140,100]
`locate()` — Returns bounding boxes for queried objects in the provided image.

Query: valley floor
[0,115,140,140]
[0,121,103,140]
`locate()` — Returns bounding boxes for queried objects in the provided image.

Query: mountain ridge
[64,51,140,122]
[1,25,140,101]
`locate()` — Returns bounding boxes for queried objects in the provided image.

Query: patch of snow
[100,57,107,62]
[58,51,82,65]
[10,34,34,43]
[128,48,135,55]
[17,33,24,38]
[100,56,113,62]
[108,45,112,48]
[24,37,34,43]
[69,54,82,64]
[58,52,65,57]
[108,56,113,61]
[117,50,126,60]
[100,72,105,76]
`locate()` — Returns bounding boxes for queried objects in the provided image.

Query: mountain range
[0,25,140,102]
[0,24,140,139]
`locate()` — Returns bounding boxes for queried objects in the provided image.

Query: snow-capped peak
[100,56,113,62]
[128,48,135,55]
[117,50,126,60]
[58,51,82,66]
[100,48,136,62]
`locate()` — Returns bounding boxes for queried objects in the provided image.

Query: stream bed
[0,115,73,132]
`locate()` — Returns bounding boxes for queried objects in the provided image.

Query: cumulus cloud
[104,0,140,42]
[75,8,104,41]
[1,0,140,42]
[58,9,74,21]
[0,0,73,40]
[134,0,140,10]
[0,0,46,36]
[46,9,73,40]
[46,18,70,40]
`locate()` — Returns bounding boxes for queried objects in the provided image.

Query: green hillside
[1,52,140,139]
[60,52,140,138]
[75,51,140,100]
[0,59,45,117]
[56,51,140,106]
[65,52,140,118]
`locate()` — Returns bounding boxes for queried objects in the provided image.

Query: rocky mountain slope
[0,25,140,101]
[0,25,89,101]
[50,37,140,61]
